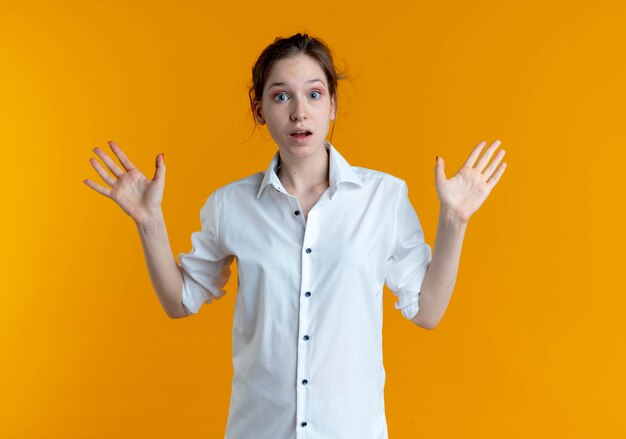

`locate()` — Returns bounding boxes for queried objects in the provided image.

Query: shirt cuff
[393,290,420,320]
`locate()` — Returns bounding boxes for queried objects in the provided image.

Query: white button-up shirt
[178,141,432,439]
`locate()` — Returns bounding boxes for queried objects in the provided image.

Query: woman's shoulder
[216,171,264,194]
[199,171,264,207]
[351,165,406,188]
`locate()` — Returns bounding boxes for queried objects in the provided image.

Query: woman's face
[254,53,336,158]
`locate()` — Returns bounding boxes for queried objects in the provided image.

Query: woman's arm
[84,141,187,319]
[136,211,188,319]
[412,139,507,329]
[411,208,467,329]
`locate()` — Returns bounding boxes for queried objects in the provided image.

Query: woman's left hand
[435,139,507,224]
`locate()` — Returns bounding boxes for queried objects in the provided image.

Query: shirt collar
[256,141,363,200]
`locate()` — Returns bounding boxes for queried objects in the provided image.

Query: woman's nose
[290,98,307,121]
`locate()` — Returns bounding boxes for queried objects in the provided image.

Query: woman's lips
[289,132,313,143]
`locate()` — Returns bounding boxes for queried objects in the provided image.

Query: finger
[153,153,166,182]
[475,139,502,173]
[92,146,125,178]
[89,157,117,188]
[462,140,488,168]
[486,162,507,187]
[83,178,112,198]
[483,149,505,180]
[108,140,138,172]
[434,156,446,183]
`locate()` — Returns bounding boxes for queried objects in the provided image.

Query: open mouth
[290,130,312,139]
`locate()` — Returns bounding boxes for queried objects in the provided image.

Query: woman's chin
[279,137,324,153]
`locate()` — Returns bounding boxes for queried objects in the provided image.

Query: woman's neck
[277,144,330,194]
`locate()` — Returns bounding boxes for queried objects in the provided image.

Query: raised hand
[434,139,507,224]
[83,140,166,224]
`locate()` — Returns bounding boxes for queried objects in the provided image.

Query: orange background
[1,0,625,437]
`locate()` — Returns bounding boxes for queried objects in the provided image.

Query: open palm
[84,140,166,224]
[435,139,507,224]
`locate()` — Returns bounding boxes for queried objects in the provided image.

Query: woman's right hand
[83,140,166,225]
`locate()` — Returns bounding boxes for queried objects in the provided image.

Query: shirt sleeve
[385,180,432,321]
[177,191,234,315]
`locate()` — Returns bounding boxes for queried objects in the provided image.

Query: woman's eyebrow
[268,78,326,89]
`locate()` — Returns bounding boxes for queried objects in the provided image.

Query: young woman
[84,33,506,439]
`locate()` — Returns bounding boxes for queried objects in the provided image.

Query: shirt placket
[285,196,320,437]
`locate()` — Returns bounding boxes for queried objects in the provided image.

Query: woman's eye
[309,91,321,99]
[274,93,288,102]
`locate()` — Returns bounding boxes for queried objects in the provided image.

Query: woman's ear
[253,101,265,125]
[330,96,336,120]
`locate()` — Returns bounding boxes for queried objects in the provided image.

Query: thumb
[435,156,446,183]
[153,153,166,182]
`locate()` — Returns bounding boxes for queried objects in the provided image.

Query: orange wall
[1,0,624,437]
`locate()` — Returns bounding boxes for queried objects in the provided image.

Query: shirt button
[305,291,311,297]
[305,248,312,254]
[303,335,309,341]
[301,421,307,427]
[302,379,308,385]
[294,210,300,216]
